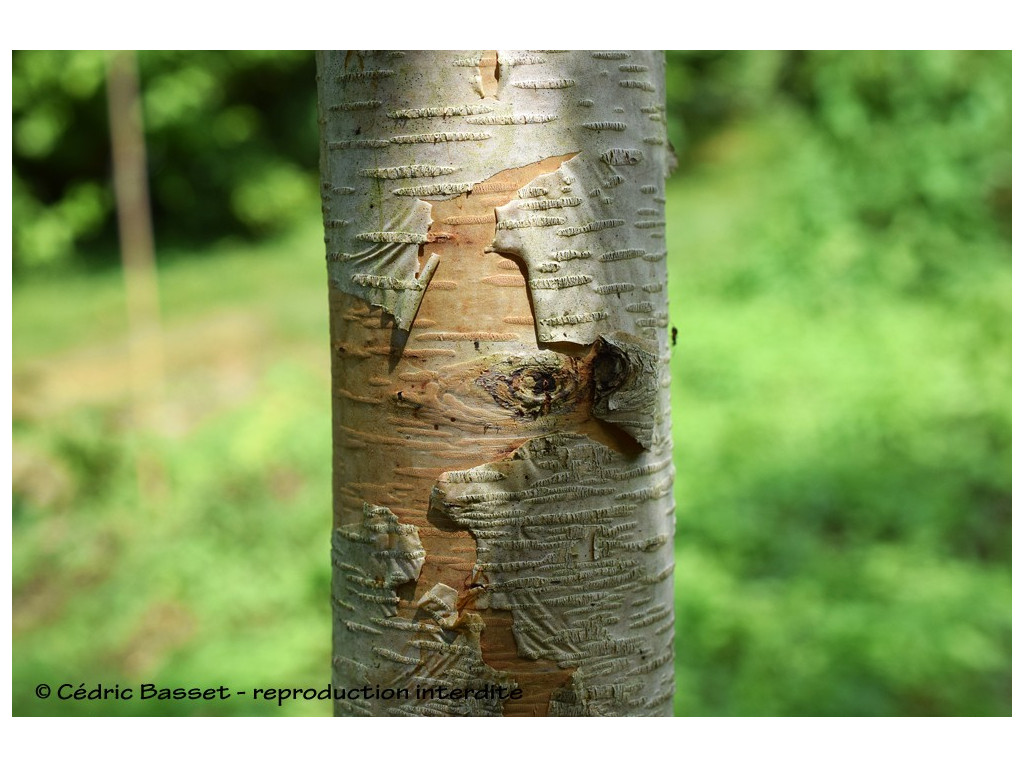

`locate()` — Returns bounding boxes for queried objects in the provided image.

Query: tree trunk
[107,50,166,503]
[318,50,675,716]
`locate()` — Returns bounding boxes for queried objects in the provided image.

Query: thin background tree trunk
[319,50,675,716]
[108,50,165,502]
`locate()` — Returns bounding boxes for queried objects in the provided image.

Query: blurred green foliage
[12,50,318,271]
[667,52,1011,298]
[13,224,333,715]
[665,50,1010,715]
[11,51,1011,716]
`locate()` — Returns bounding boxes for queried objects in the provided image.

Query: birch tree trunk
[318,50,675,716]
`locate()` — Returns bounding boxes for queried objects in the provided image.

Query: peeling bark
[320,50,674,716]
[432,433,675,715]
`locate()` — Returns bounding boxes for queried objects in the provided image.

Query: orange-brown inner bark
[332,155,615,715]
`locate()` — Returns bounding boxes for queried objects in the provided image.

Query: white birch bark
[318,50,674,716]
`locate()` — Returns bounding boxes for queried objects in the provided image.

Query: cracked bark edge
[431,432,676,716]
[332,503,516,716]
[591,332,660,449]
[317,51,671,339]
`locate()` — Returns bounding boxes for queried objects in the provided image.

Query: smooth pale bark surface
[319,50,674,716]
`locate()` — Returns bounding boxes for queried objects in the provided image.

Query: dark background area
[12,51,1011,715]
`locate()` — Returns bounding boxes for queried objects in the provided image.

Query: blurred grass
[12,51,1011,716]
[666,110,1009,716]
[13,220,334,716]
